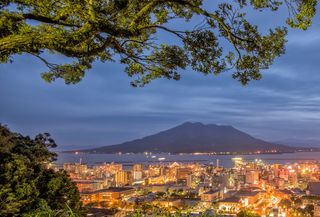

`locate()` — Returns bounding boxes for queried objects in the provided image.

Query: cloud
[1,5,320,149]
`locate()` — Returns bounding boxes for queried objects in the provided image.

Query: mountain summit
[80,122,292,153]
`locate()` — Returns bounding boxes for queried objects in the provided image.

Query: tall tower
[115,171,131,186]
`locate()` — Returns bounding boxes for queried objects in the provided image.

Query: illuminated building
[227,173,237,188]
[132,164,143,171]
[81,187,135,205]
[278,168,289,181]
[147,175,166,185]
[176,167,192,181]
[237,174,246,187]
[132,164,144,180]
[148,184,169,193]
[288,171,298,187]
[274,177,286,189]
[245,170,259,186]
[186,174,200,189]
[218,197,241,213]
[235,190,262,206]
[75,163,88,175]
[115,170,132,186]
[61,159,320,217]
[133,171,143,181]
[314,203,320,217]
[92,163,123,179]
[160,166,169,176]
[74,180,104,192]
[201,189,224,202]
[148,165,161,177]
[152,199,182,208]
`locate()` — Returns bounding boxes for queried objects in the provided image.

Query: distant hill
[272,138,320,148]
[76,122,301,154]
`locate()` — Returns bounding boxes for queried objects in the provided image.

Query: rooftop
[220,196,241,203]
[81,187,135,194]
[203,189,222,195]
[235,190,260,197]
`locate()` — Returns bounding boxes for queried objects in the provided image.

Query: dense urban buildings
[52,158,320,217]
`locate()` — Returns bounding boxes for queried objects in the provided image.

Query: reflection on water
[56,152,320,168]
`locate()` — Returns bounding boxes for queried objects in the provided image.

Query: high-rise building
[133,171,143,181]
[75,163,88,175]
[132,164,144,181]
[245,170,259,186]
[278,168,289,181]
[186,174,200,188]
[148,165,161,177]
[115,171,132,186]
[132,164,143,172]
[289,172,298,187]
[160,166,169,176]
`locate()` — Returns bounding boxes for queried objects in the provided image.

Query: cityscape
[1,0,320,217]
[49,156,320,217]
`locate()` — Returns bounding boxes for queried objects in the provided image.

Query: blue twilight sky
[1,2,320,149]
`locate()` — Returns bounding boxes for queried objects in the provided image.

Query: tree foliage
[0,124,85,217]
[0,0,317,86]
[237,209,260,217]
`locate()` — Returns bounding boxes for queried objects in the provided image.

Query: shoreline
[55,151,320,167]
[58,150,320,156]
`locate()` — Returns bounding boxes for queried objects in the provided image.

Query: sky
[1,2,320,150]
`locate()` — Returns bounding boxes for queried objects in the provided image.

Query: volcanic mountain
[78,122,296,154]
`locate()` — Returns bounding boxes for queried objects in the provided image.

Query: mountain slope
[79,122,294,153]
[272,138,320,147]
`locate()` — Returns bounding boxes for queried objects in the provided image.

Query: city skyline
[57,156,320,217]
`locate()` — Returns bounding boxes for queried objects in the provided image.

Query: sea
[56,152,320,168]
